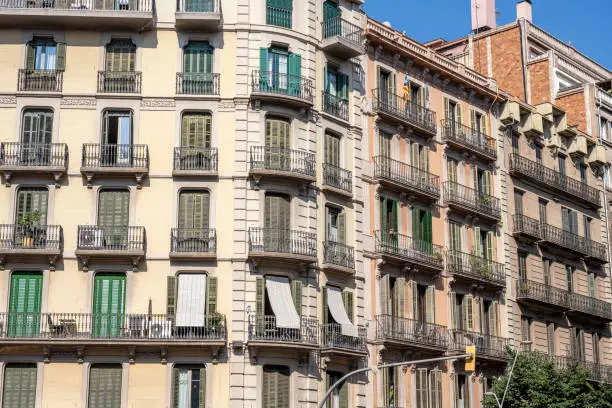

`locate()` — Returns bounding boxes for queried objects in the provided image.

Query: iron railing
[568,292,612,321]
[446,250,505,285]
[539,222,607,261]
[170,228,216,254]
[249,146,316,178]
[322,92,349,121]
[553,355,612,384]
[173,147,218,172]
[323,240,355,270]
[251,70,314,103]
[17,69,63,92]
[97,71,141,93]
[450,329,508,359]
[0,0,153,11]
[248,315,319,345]
[265,4,291,28]
[516,279,570,309]
[443,181,501,219]
[0,312,225,341]
[248,227,317,258]
[322,16,364,45]
[512,214,543,239]
[76,225,145,252]
[176,72,220,95]
[321,324,366,353]
[373,156,440,198]
[509,154,600,207]
[440,119,496,159]
[0,142,67,168]
[374,230,444,268]
[81,144,149,169]
[322,163,352,193]
[0,224,62,250]
[376,314,448,349]
[177,0,216,12]
[372,89,437,133]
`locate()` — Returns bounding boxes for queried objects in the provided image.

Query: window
[265,117,290,170]
[481,300,499,336]
[475,167,492,196]
[380,275,405,319]
[167,274,217,323]
[323,286,354,327]
[558,155,566,177]
[447,158,459,183]
[98,190,129,248]
[566,265,574,294]
[411,142,429,172]
[263,193,291,251]
[556,71,579,92]
[449,221,462,251]
[379,130,392,158]
[183,0,215,12]
[472,227,494,260]
[512,134,520,155]
[172,366,206,408]
[600,117,609,141]
[266,0,292,28]
[570,328,585,361]
[323,0,341,35]
[182,41,214,94]
[543,259,551,286]
[21,109,53,165]
[454,293,473,331]
[561,207,578,235]
[326,206,345,243]
[543,121,552,141]
[325,132,341,166]
[535,144,542,164]
[518,251,527,281]
[177,191,211,251]
[105,39,135,72]
[382,366,399,408]
[592,333,600,364]
[8,272,42,337]
[455,374,470,408]
[15,187,48,226]
[539,199,547,224]
[2,363,37,408]
[92,273,126,337]
[470,109,488,136]
[259,47,301,95]
[547,322,556,355]
[444,97,462,126]
[413,284,435,326]
[88,364,122,408]
[326,371,348,408]
[26,37,65,71]
[412,207,432,251]
[324,65,348,100]
[178,112,213,169]
[262,366,290,408]
[378,68,392,95]
[514,189,524,214]
[380,197,398,234]
[605,166,611,189]
[588,273,596,298]
[102,110,133,166]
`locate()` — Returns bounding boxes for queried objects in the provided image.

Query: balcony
[322,163,352,197]
[443,182,501,221]
[509,154,600,208]
[538,222,607,263]
[0,142,67,185]
[17,69,62,93]
[516,279,570,311]
[321,17,365,59]
[449,329,509,361]
[81,144,149,188]
[322,240,355,275]
[440,119,496,161]
[554,356,612,384]
[373,156,440,201]
[169,228,216,261]
[175,0,221,31]
[75,225,145,271]
[176,73,220,96]
[248,227,317,265]
[251,71,314,108]
[374,230,444,271]
[372,89,437,136]
[512,214,543,242]
[249,146,316,185]
[97,71,141,94]
[321,92,349,122]
[0,0,154,30]
[173,147,218,177]
[446,250,505,288]
[376,315,448,351]
[247,315,319,350]
[320,324,367,356]
[0,224,62,270]
[568,292,612,322]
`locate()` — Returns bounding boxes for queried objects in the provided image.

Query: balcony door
[413,284,434,329]
[262,365,290,408]
[21,109,53,165]
[260,47,301,95]
[105,39,135,72]
[444,97,462,131]
[178,191,210,251]
[323,0,341,35]
[15,188,48,248]
[380,197,398,248]
[265,117,290,170]
[172,366,207,408]
[326,371,348,408]
[570,328,585,361]
[102,111,133,166]
[412,207,432,254]
[326,206,345,244]
[183,41,213,93]
[180,113,212,169]
[98,190,129,249]
[377,68,394,107]
[92,273,126,338]
[264,193,290,252]
[8,272,42,338]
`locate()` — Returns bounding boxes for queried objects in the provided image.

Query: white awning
[176,274,207,327]
[265,276,301,329]
[328,287,358,337]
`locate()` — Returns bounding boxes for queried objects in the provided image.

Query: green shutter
[199,367,206,408]
[288,53,301,96]
[322,286,329,325]
[8,272,42,337]
[106,39,135,72]
[423,210,432,253]
[3,364,37,408]
[182,113,212,148]
[92,274,126,338]
[394,278,405,318]
[56,42,66,71]
[263,366,290,408]
[425,285,435,324]
[206,276,217,315]
[256,277,265,316]
[98,190,129,227]
[260,47,269,85]
[341,290,354,323]
[184,42,213,74]
[412,207,420,241]
[88,364,122,408]
[26,42,36,70]
[178,191,210,230]
[167,276,177,316]
[338,212,346,244]
[391,199,398,232]
[380,275,391,316]
[290,280,302,316]
[339,73,349,100]
[486,231,494,261]
[171,367,179,408]
[473,227,481,257]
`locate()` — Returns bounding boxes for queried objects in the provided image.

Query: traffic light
[465,345,476,372]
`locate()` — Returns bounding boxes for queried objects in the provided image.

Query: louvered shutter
[430,369,442,408]
[481,114,488,136]
[411,142,419,168]
[171,367,179,408]
[3,364,37,408]
[391,199,398,232]
[277,367,290,408]
[422,146,430,173]
[423,210,433,253]
[484,170,492,195]
[412,282,419,321]
[515,190,524,214]
[199,367,206,408]
[450,292,457,329]
[462,295,473,331]
[167,276,177,316]
[290,280,302,316]
[415,368,428,408]
[98,190,129,228]
[260,47,269,87]
[8,272,42,337]
[570,212,579,235]
[256,277,265,316]
[341,290,354,323]
[456,103,462,125]
[93,274,125,337]
[473,227,481,257]
[206,276,217,314]
[521,317,530,342]
[394,278,405,318]
[470,109,477,131]
[89,365,122,408]
[412,207,420,241]
[338,378,348,408]
[425,285,435,324]
[54,42,66,71]
[561,208,569,231]
[547,322,555,355]
[380,275,391,316]
[26,42,36,70]
[489,301,499,337]
[287,53,301,96]
[339,73,349,100]
[381,367,389,407]
[447,159,457,183]
[182,113,212,148]
[444,97,450,121]
[322,287,329,325]
[338,212,346,244]
[486,231,494,261]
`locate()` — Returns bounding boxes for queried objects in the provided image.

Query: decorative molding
[60,97,97,109]
[140,98,176,110]
[0,96,17,105]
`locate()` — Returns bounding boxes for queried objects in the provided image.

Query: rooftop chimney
[471,0,497,32]
[516,0,532,23]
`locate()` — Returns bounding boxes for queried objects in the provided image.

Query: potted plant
[208,312,223,335]
[17,211,41,248]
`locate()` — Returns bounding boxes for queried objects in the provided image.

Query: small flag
[403,73,410,99]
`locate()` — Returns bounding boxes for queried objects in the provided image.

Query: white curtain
[177,368,189,408]
[176,274,207,327]
[265,276,300,329]
[328,287,357,337]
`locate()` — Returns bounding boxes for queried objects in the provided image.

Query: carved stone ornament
[140,98,176,109]
[0,96,17,105]
[61,97,97,109]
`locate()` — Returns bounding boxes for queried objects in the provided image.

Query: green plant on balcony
[207,312,224,334]
[479,194,492,207]
[432,252,443,263]
[17,211,42,247]
[469,250,494,280]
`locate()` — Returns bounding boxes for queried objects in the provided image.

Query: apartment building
[429,0,612,383]
[0,0,369,407]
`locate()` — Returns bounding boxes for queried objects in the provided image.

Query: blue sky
[363,0,611,71]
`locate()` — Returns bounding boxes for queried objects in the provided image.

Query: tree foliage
[483,350,612,408]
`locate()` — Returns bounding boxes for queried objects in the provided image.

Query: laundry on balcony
[265,276,300,329]
[176,274,207,327]
[327,286,357,337]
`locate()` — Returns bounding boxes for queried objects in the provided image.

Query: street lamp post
[484,340,532,408]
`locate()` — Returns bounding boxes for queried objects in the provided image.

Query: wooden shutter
[411,142,419,168]
[561,208,569,231]
[184,41,212,74]
[339,73,349,100]
[447,159,457,183]
[462,295,473,331]
[547,322,555,355]
[98,190,129,227]
[470,109,477,131]
[338,377,348,408]
[178,191,210,230]
[3,364,37,408]
[256,277,265,316]
[199,367,206,408]
[182,113,212,148]
[290,280,302,316]
[484,170,492,195]
[167,276,177,316]
[444,97,450,121]
[338,211,346,244]
[515,190,523,214]
[521,317,530,342]
[450,292,457,329]
[569,212,579,235]
[415,368,428,408]
[325,133,341,166]
[422,146,430,172]
[412,283,419,321]
[264,193,290,231]
[16,188,48,225]
[425,285,435,324]
[105,39,135,72]
[206,276,217,314]
[391,199,398,232]
[423,210,433,251]
[430,369,443,408]
[341,290,354,323]
[412,207,420,241]
[380,275,390,316]
[92,274,126,337]
[489,301,499,337]
[26,41,36,70]
[394,278,405,318]
[55,42,66,71]
[456,103,462,125]
[379,130,391,158]
[263,366,290,408]
[88,364,122,408]
[486,231,494,261]
[480,113,488,136]
[322,287,329,325]
[266,117,290,148]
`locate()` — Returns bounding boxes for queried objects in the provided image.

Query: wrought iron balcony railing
[373,156,440,198]
[568,292,612,321]
[248,315,319,346]
[248,227,317,258]
[322,16,364,45]
[82,144,149,169]
[443,181,501,219]
[0,143,67,169]
[446,250,505,286]
[0,0,153,11]
[512,214,543,239]
[177,0,216,12]
[322,163,352,194]
[251,71,314,104]
[0,312,225,341]
[18,69,63,92]
[553,355,612,384]
[76,225,145,252]
[516,279,570,309]
[170,228,216,254]
[322,92,349,121]
[265,4,291,28]
[450,329,508,359]
[374,230,444,269]
[176,72,220,95]
[0,224,62,251]
[320,323,366,353]
[440,119,496,159]
[372,89,437,134]
[540,222,607,261]
[249,146,316,179]
[173,147,218,172]
[376,314,448,349]
[509,154,600,207]
[97,71,141,93]
[323,240,355,271]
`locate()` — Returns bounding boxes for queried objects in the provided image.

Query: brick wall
[528,59,550,105]
[556,89,587,131]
